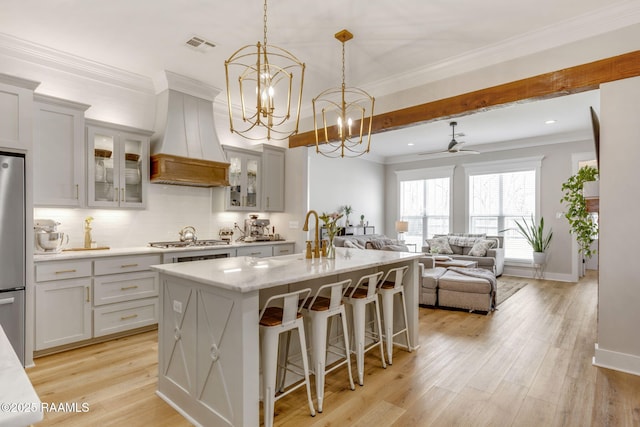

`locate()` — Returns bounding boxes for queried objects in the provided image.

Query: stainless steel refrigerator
[0,151,25,365]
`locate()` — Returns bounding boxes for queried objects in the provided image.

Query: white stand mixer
[34,219,68,254]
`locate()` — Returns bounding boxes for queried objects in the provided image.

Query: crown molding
[0,32,154,94]
[367,0,640,97]
[0,71,40,90]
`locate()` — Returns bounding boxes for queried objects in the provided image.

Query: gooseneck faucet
[303,210,320,259]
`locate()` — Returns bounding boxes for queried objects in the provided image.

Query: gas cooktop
[148,239,230,249]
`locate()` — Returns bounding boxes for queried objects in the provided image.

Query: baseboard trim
[503,266,574,282]
[593,343,640,377]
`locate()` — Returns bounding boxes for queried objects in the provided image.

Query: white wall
[308,152,385,237]
[594,76,640,375]
[384,139,594,281]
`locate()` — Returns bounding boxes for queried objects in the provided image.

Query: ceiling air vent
[185,36,216,53]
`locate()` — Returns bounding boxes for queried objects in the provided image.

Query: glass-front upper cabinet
[223,146,261,211]
[86,119,152,209]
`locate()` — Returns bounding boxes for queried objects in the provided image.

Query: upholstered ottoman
[438,268,497,313]
[419,266,447,306]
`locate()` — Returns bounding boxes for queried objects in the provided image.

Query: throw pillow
[447,235,480,247]
[468,239,497,257]
[426,236,453,254]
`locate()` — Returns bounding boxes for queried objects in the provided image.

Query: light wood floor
[27,271,640,426]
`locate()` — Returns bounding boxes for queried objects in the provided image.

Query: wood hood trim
[150,153,230,187]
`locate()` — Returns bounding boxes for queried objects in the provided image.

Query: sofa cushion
[365,238,395,250]
[439,270,493,294]
[468,239,497,256]
[381,244,409,252]
[343,239,364,249]
[426,236,453,254]
[447,235,480,247]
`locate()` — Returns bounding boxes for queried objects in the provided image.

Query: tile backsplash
[34,184,285,249]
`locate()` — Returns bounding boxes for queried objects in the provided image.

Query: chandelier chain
[341,41,346,88]
[263,0,268,47]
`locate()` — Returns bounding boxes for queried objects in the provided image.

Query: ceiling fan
[419,121,479,155]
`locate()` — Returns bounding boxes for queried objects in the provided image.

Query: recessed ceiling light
[545,119,557,125]
[408,143,414,146]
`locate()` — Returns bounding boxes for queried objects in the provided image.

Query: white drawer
[93,271,158,306]
[94,254,161,276]
[273,243,295,256]
[93,297,158,337]
[236,245,272,258]
[35,260,92,282]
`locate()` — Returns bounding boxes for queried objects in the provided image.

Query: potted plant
[342,205,353,226]
[560,165,599,258]
[513,215,553,265]
[359,214,365,226]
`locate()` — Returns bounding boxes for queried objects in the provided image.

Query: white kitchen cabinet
[0,73,39,151]
[236,245,273,258]
[272,243,295,256]
[33,94,90,207]
[86,119,152,209]
[261,145,285,212]
[35,268,92,351]
[223,146,261,211]
[92,254,160,337]
[34,253,160,352]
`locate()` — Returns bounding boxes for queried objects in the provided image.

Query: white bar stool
[378,265,412,365]
[342,271,386,386]
[259,288,316,427]
[300,279,355,412]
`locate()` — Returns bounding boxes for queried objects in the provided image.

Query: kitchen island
[151,248,423,427]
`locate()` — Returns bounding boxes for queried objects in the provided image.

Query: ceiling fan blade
[457,149,480,154]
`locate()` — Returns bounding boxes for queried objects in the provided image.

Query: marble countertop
[33,240,295,262]
[151,247,422,293]
[0,326,43,427]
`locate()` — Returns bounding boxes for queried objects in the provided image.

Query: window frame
[463,156,544,261]
[395,165,455,242]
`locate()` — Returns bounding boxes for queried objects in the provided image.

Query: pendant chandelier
[224,0,305,141]
[312,29,375,158]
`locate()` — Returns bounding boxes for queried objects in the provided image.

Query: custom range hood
[150,71,230,187]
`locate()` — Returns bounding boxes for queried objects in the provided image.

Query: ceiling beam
[289,50,640,149]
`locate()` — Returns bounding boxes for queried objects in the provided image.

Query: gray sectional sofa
[333,234,409,251]
[421,234,504,276]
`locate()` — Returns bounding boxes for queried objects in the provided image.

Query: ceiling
[1,0,636,161]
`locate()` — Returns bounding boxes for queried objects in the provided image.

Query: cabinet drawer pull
[75,184,79,200]
[280,250,290,254]
[120,263,139,268]
[86,287,90,303]
[120,314,138,321]
[55,269,77,274]
[120,285,139,291]
[250,252,261,256]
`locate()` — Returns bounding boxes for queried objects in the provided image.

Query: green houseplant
[560,165,599,258]
[513,215,553,264]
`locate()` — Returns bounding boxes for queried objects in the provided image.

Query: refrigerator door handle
[0,297,15,306]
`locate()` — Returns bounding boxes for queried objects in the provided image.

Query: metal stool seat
[342,271,386,386]
[259,288,316,427]
[378,265,412,364]
[300,279,355,412]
